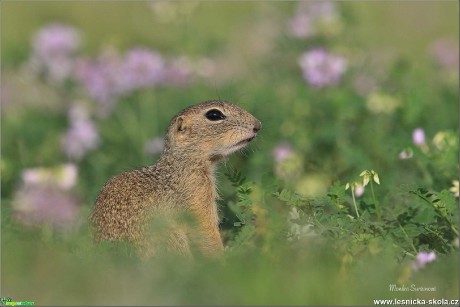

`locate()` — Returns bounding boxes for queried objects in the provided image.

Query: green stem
[423,225,450,246]
[401,248,416,258]
[370,180,380,220]
[351,188,360,218]
[398,221,418,254]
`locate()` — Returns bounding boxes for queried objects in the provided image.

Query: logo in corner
[0,297,35,306]
[0,297,12,305]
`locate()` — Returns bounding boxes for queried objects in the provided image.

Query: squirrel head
[165,100,261,162]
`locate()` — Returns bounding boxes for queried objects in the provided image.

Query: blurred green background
[1,1,458,306]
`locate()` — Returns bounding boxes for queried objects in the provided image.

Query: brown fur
[90,100,261,257]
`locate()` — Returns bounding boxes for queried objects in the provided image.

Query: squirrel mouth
[234,135,256,147]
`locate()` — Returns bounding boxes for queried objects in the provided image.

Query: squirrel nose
[253,121,262,133]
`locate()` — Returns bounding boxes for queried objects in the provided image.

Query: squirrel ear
[176,116,187,133]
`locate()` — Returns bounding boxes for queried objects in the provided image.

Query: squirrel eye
[205,109,226,121]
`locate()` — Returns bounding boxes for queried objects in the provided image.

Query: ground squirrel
[91,100,261,257]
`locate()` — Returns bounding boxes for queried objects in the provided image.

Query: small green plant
[409,187,459,237]
[360,169,381,219]
[345,181,361,218]
[225,170,253,227]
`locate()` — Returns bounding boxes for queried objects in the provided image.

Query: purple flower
[32,23,81,59]
[165,57,193,87]
[412,128,426,146]
[62,119,100,160]
[272,142,294,162]
[13,185,80,230]
[429,38,459,70]
[288,1,339,38]
[144,137,165,156]
[119,48,165,91]
[298,49,347,88]
[13,163,81,230]
[288,14,314,38]
[75,50,124,116]
[412,251,436,270]
[306,1,337,18]
[164,56,218,86]
[75,48,166,116]
[62,105,100,160]
[76,59,110,102]
[30,23,81,83]
[29,54,75,83]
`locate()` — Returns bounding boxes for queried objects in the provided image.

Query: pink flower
[29,54,75,83]
[288,14,314,38]
[119,48,165,91]
[13,164,81,230]
[164,57,193,87]
[298,49,347,88]
[62,119,100,160]
[288,1,339,38]
[13,185,80,230]
[30,23,81,83]
[32,23,81,59]
[412,128,426,146]
[430,38,459,70]
[412,251,436,270]
[272,142,294,162]
[62,105,100,160]
[76,48,166,115]
[306,1,337,19]
[354,185,365,198]
[75,50,124,116]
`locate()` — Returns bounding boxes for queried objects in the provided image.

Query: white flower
[288,207,300,221]
[21,164,78,190]
[449,180,459,198]
[58,164,78,190]
[399,149,414,160]
[288,223,316,241]
[360,170,380,187]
